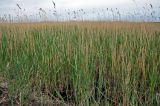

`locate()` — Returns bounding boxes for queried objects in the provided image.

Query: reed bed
[0,22,160,105]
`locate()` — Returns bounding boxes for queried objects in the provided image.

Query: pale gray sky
[0,0,160,22]
[0,0,159,9]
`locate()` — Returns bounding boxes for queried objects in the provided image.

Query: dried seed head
[39,8,46,14]
[150,4,153,8]
[52,1,56,8]
[16,4,21,10]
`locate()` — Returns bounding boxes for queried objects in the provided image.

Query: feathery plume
[39,8,46,14]
[16,4,21,10]
[150,4,153,8]
[52,1,56,8]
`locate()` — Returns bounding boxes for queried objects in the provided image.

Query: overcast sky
[0,0,159,9]
[0,0,159,22]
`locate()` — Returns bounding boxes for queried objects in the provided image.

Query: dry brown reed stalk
[94,58,100,101]
[137,47,146,81]
[126,62,132,86]
[112,49,116,72]
[124,62,132,104]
